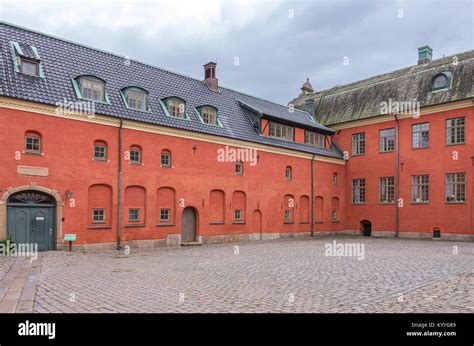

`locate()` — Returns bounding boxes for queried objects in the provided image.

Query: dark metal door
[7,207,55,251]
[181,207,197,242]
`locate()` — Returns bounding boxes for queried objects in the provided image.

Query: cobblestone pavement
[2,236,472,313]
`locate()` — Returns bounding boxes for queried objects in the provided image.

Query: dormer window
[11,41,44,78]
[160,97,189,120]
[431,72,451,92]
[195,105,221,126]
[81,78,104,101]
[269,122,294,142]
[168,98,185,118]
[72,76,109,103]
[304,130,326,148]
[20,59,39,76]
[121,87,149,112]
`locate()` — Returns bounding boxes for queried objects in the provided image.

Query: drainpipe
[394,115,400,237]
[117,119,123,250]
[311,153,315,237]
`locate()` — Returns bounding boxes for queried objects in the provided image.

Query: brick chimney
[418,45,433,65]
[204,62,219,92]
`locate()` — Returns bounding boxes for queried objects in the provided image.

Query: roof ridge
[303,50,474,100]
[0,20,306,116]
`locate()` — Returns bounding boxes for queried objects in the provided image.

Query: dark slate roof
[290,50,474,126]
[0,22,341,159]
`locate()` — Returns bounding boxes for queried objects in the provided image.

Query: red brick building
[291,46,473,241]
[0,23,472,251]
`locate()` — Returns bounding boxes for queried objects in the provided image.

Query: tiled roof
[290,50,474,126]
[0,22,341,159]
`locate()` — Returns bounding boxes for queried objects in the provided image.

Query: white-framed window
[446,117,465,145]
[126,89,147,111]
[80,77,105,102]
[160,208,170,222]
[130,146,142,164]
[167,98,186,118]
[92,209,105,223]
[380,128,395,152]
[269,122,294,141]
[412,123,429,149]
[201,106,218,125]
[352,179,366,204]
[412,175,429,203]
[234,209,242,221]
[94,142,107,161]
[379,176,395,204]
[285,166,292,181]
[128,208,140,222]
[284,210,292,221]
[304,130,325,148]
[352,133,365,155]
[161,151,171,167]
[25,132,41,153]
[235,161,243,176]
[445,173,466,203]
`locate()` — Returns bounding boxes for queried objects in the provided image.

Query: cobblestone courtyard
[1,236,473,313]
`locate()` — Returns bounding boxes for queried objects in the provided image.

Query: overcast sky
[1,0,473,104]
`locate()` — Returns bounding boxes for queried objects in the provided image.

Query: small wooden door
[181,207,197,242]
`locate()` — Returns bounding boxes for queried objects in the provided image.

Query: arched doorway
[360,220,372,237]
[181,207,198,243]
[7,190,56,251]
[252,210,262,239]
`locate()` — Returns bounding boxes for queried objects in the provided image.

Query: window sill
[87,225,111,230]
[446,142,465,147]
[352,203,366,205]
[299,221,309,224]
[209,222,225,225]
[379,203,395,205]
[129,162,143,166]
[315,221,323,224]
[160,165,172,168]
[156,223,175,227]
[23,150,43,156]
[233,221,245,225]
[378,150,395,154]
[445,202,466,204]
[284,221,294,224]
[124,224,145,228]
[351,153,365,157]
[331,220,340,223]
[411,202,430,205]
[411,146,430,150]
[93,158,109,163]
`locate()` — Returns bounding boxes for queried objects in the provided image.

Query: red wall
[0,108,345,245]
[334,106,474,235]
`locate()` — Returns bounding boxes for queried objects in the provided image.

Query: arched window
[88,184,113,227]
[121,87,149,112]
[285,166,292,181]
[73,75,108,103]
[93,140,107,161]
[197,105,219,126]
[24,131,41,154]
[431,73,450,91]
[161,150,171,167]
[125,186,146,225]
[157,187,176,224]
[130,145,142,164]
[209,190,225,224]
[232,191,246,223]
[299,195,309,223]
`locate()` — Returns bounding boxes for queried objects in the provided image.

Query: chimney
[204,62,219,92]
[418,45,433,65]
[301,78,314,95]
